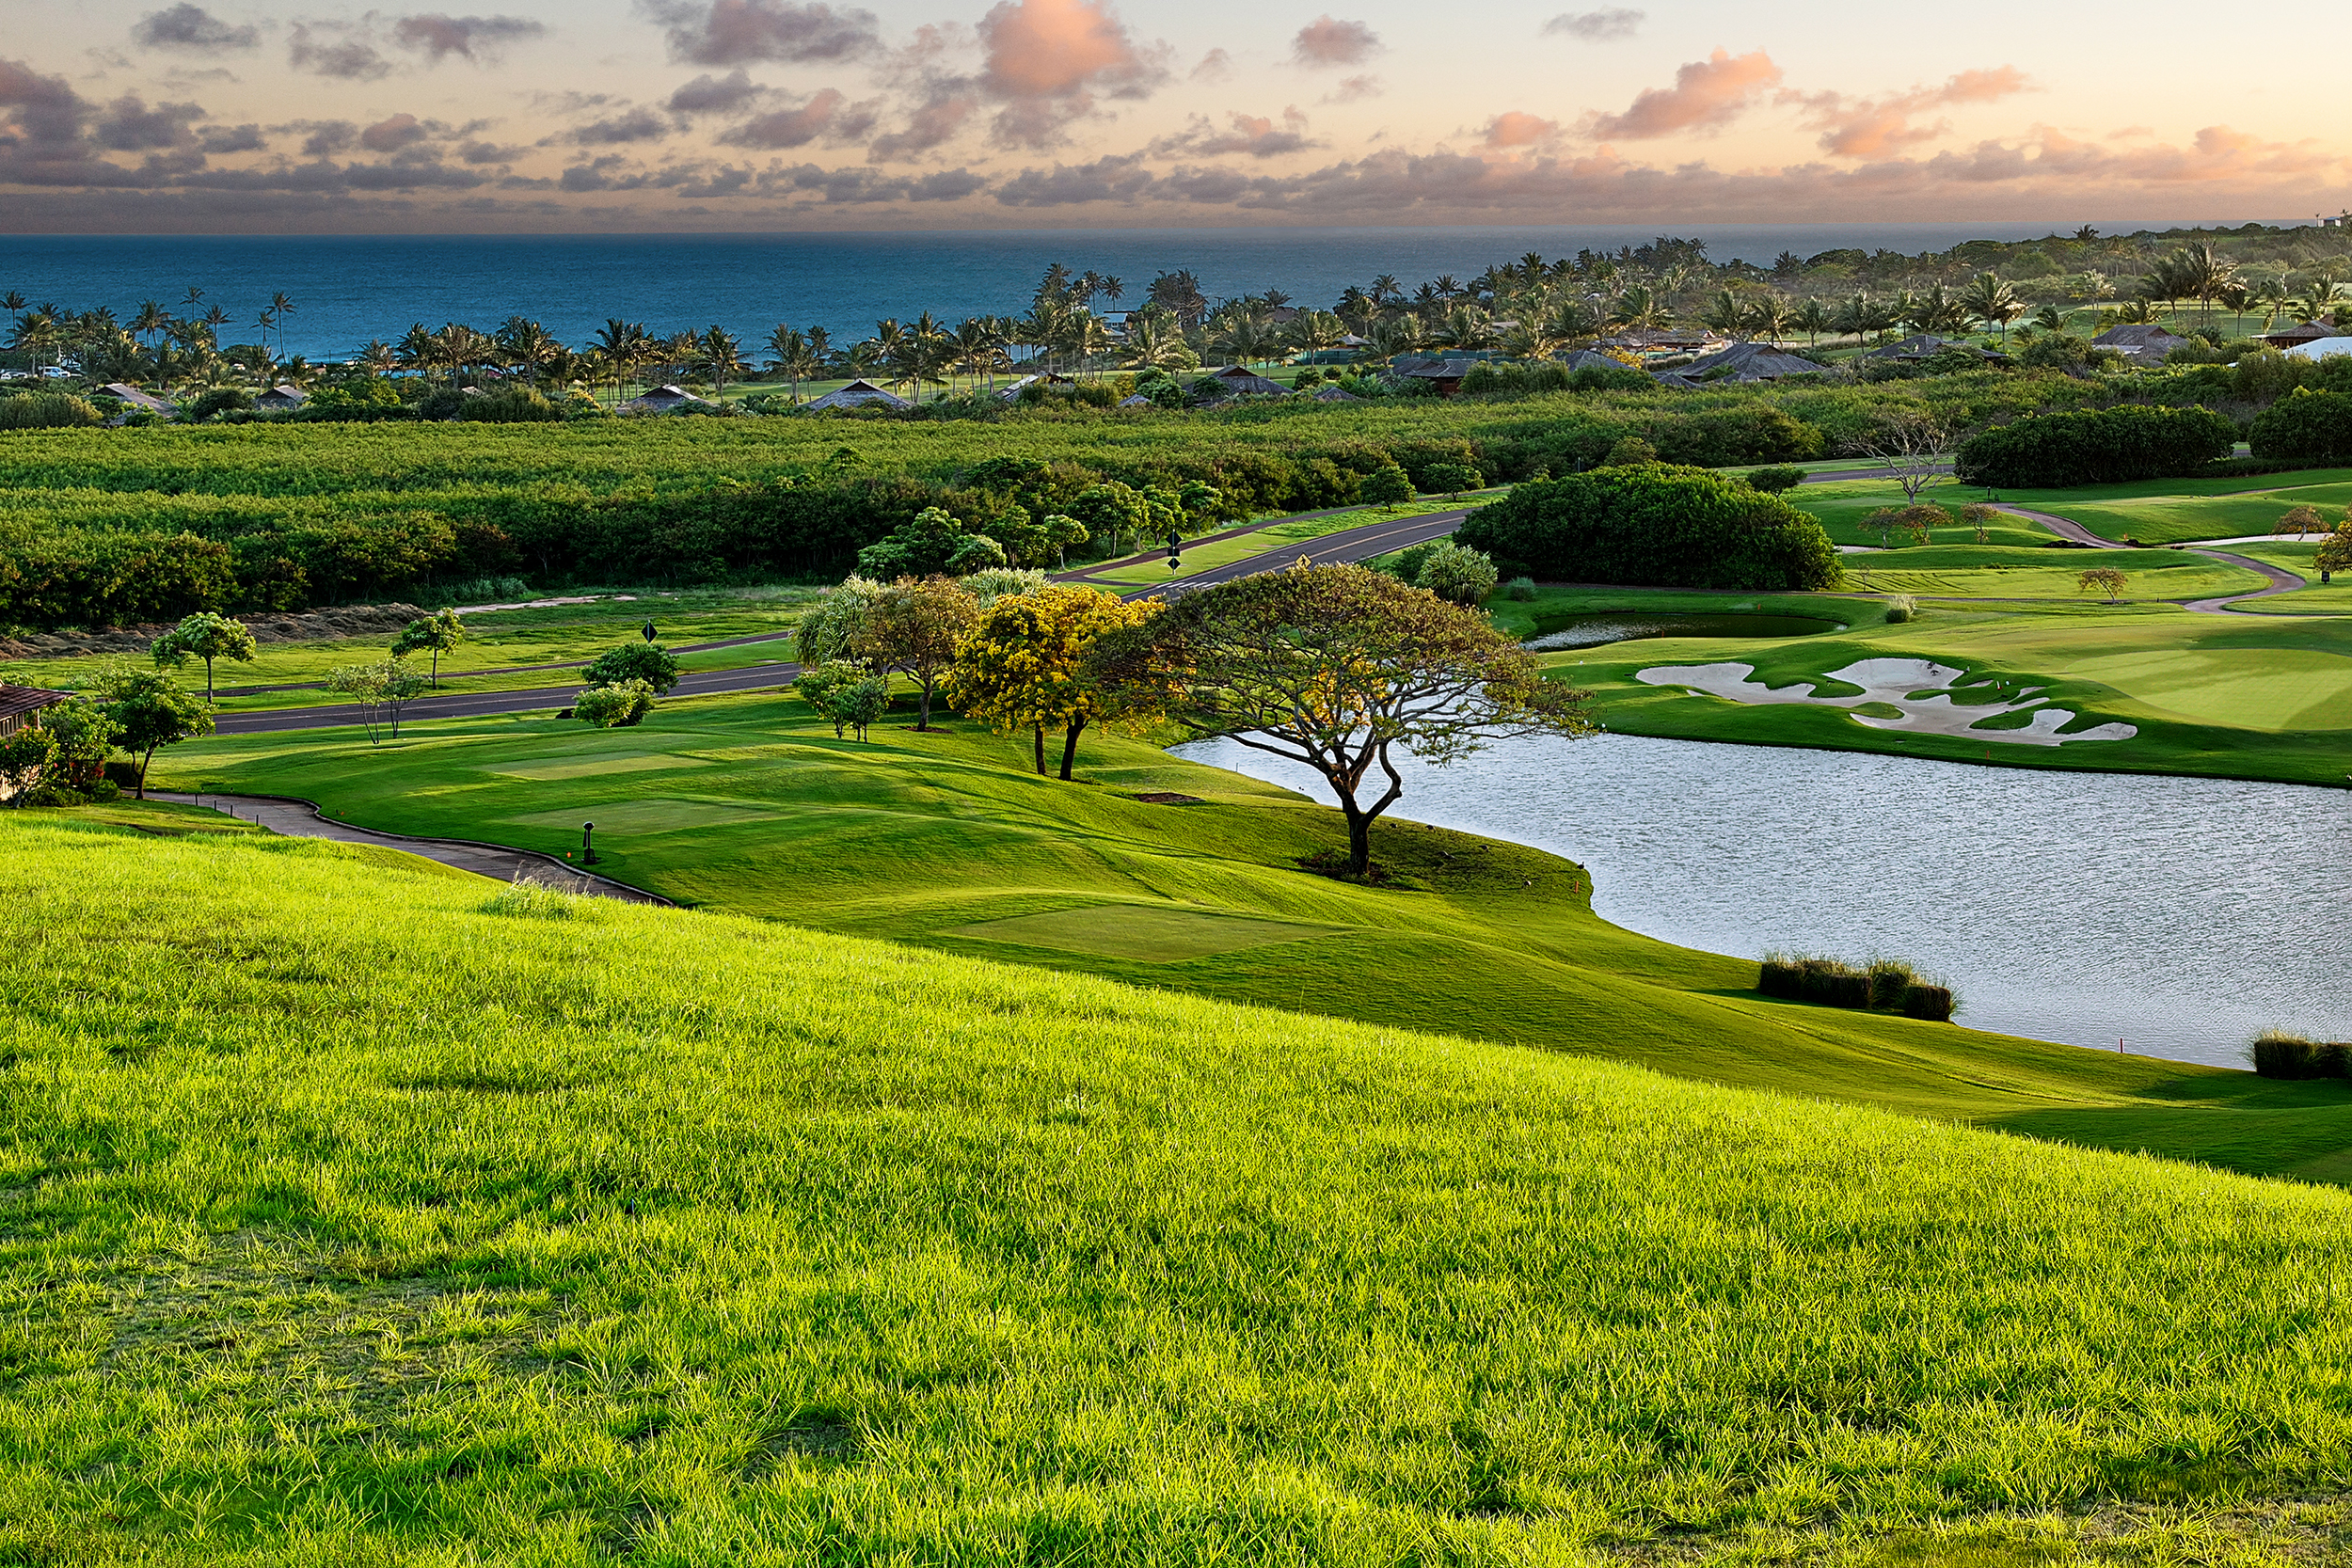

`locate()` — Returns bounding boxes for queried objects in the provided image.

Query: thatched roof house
[0,684,69,738]
[2090,325,2190,361]
[1304,385,1359,402]
[1558,349,1635,372]
[804,378,910,411]
[998,372,1077,400]
[1658,341,1836,387]
[1208,365,1288,396]
[2257,320,2343,350]
[101,383,173,415]
[1598,327,1729,356]
[1117,392,1156,407]
[618,383,713,414]
[1388,356,1484,395]
[251,384,309,410]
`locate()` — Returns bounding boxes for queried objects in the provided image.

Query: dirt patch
[0,602,428,660]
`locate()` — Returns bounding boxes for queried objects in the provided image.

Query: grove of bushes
[1454,464,1844,592]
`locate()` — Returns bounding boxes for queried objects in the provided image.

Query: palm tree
[269,292,295,356]
[2030,304,2068,337]
[1702,290,1748,338]
[131,300,170,351]
[357,340,399,379]
[1608,286,1670,333]
[496,317,559,385]
[1742,295,1795,344]
[394,324,437,384]
[1121,309,1189,377]
[2251,277,2293,332]
[1793,297,1832,346]
[1147,270,1207,328]
[696,325,745,396]
[2215,281,2251,338]
[1369,273,1401,306]
[1831,294,1874,346]
[1960,272,2026,342]
[593,319,648,399]
[8,309,60,380]
[763,324,809,401]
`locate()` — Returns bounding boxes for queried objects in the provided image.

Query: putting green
[488,753,713,782]
[2064,648,2352,730]
[505,797,778,833]
[949,904,1346,961]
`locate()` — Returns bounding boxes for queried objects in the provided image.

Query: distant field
[13,813,2352,1562]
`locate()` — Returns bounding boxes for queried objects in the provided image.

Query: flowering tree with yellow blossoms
[946,584,1165,780]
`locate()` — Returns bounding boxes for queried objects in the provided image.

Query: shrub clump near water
[2251,1029,2352,1080]
[1455,464,1843,591]
[1759,953,1956,1021]
[1952,404,2238,488]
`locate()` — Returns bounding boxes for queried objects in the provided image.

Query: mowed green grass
[13,818,2352,1563]
[1535,593,2352,785]
[149,689,2352,1182]
[1079,498,1479,587]
[2021,478,2352,546]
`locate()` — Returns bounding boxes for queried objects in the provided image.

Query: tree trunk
[1033,727,1046,775]
[203,657,215,704]
[917,675,933,730]
[1342,800,1372,876]
[1058,718,1087,781]
[136,747,154,800]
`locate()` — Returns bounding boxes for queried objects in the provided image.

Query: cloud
[1190,49,1231,82]
[1584,48,1779,139]
[455,136,522,162]
[1784,66,2030,157]
[1542,8,1641,41]
[977,0,1169,147]
[667,69,767,114]
[286,119,356,155]
[289,24,391,80]
[1483,111,1558,149]
[391,15,548,64]
[197,121,264,152]
[1322,73,1380,103]
[719,87,877,146]
[567,106,671,144]
[1151,107,1315,159]
[1291,15,1379,67]
[132,5,261,53]
[867,87,978,160]
[91,95,205,151]
[359,113,430,152]
[756,161,985,200]
[994,150,1152,204]
[0,57,95,157]
[640,0,881,66]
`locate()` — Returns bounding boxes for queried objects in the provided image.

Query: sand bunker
[1634,657,2137,747]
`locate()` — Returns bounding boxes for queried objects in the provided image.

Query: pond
[1524,611,1843,651]
[1173,732,2352,1069]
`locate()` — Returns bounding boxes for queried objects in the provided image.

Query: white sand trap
[1635,657,2137,747]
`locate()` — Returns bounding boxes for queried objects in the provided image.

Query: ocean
[0,220,2287,361]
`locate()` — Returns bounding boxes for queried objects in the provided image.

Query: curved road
[1991,504,2307,611]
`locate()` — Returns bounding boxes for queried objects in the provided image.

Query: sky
[3,0,2346,233]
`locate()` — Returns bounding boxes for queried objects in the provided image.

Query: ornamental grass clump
[1759,952,1957,1021]
[2251,1030,2350,1080]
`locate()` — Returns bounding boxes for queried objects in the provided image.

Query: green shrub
[1952,404,2238,487]
[2251,1029,2344,1079]
[581,642,680,695]
[1413,542,1499,606]
[1386,541,1441,585]
[1458,466,1843,592]
[1901,985,1956,1022]
[573,678,655,727]
[1883,594,1918,623]
[459,388,565,423]
[1504,576,1536,601]
[1867,958,1918,1009]
[0,392,103,431]
[1745,465,1806,493]
[186,388,252,423]
[2249,388,2352,466]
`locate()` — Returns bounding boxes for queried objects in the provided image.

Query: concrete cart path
[148,790,675,905]
[1992,504,2308,612]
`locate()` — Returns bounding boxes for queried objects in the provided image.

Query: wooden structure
[1656,341,1838,387]
[2090,325,2190,361]
[0,685,69,737]
[618,384,713,414]
[251,384,309,410]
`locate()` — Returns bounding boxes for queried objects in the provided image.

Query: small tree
[1959,503,1997,544]
[391,608,467,687]
[1040,513,1090,566]
[796,576,887,666]
[98,666,215,797]
[1868,503,1949,547]
[867,576,982,730]
[33,696,115,793]
[1094,563,1595,877]
[1413,542,1500,606]
[2077,566,2129,603]
[1600,436,1658,467]
[0,728,56,806]
[1861,413,1949,506]
[2312,522,2352,579]
[581,642,680,695]
[2277,504,2331,539]
[946,584,1162,779]
[1360,465,1414,512]
[1424,462,1484,499]
[837,673,890,740]
[1065,482,1152,558]
[793,660,870,736]
[324,659,428,743]
[574,678,655,727]
[150,611,257,704]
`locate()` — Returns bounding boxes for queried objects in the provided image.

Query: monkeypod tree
[1093,562,1596,877]
[150,612,257,704]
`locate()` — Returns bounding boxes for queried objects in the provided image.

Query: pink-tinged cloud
[1190,48,1232,82]
[643,0,881,67]
[359,113,430,152]
[1788,66,2029,157]
[391,15,548,65]
[92,95,204,151]
[1584,48,1780,139]
[1151,106,1315,158]
[1323,72,1381,103]
[868,89,978,160]
[1483,111,1557,149]
[1291,15,1379,67]
[667,69,767,115]
[977,0,1168,146]
[721,87,878,147]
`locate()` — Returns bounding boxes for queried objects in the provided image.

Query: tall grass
[8,816,2352,1561]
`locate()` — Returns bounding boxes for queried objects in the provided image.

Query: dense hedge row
[2249,388,2352,465]
[1454,465,1844,591]
[0,369,2120,628]
[1951,405,2239,487]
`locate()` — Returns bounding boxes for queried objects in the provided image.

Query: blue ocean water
[0,220,2286,360]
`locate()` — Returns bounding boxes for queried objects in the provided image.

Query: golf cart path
[147,790,675,904]
[1991,505,2307,611]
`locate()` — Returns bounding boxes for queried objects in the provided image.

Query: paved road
[214,626,795,698]
[1991,504,2307,612]
[149,790,674,903]
[1116,507,1475,600]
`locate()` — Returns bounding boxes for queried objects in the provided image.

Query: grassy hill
[151,692,2352,1182]
[9,813,2352,1564]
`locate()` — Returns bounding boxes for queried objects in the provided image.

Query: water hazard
[1524,612,1841,651]
[1173,731,2352,1068]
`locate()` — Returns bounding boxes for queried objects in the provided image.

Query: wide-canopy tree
[1094,563,1595,877]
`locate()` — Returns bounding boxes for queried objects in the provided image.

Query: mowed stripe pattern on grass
[11,816,2352,1560]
